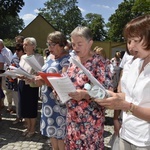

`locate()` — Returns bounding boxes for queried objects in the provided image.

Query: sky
[19,0,124,27]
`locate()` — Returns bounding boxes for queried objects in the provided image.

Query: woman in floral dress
[65,26,113,150]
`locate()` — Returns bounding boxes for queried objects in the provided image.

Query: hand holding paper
[47,75,76,104]
[3,66,35,79]
[70,56,109,98]
[38,72,62,86]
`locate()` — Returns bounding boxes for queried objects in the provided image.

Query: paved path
[0,99,114,150]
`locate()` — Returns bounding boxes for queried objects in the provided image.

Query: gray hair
[70,26,93,41]
[0,39,4,46]
[24,37,37,50]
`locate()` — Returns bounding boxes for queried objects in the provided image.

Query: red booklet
[38,72,62,86]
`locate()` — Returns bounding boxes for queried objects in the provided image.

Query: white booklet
[0,70,18,78]
[24,55,42,72]
[70,56,108,98]
[47,75,76,104]
[8,66,34,79]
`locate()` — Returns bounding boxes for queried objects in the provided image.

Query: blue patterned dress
[40,54,70,139]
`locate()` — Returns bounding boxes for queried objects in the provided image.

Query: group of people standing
[0,14,150,150]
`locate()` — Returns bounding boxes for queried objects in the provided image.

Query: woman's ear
[89,40,93,47]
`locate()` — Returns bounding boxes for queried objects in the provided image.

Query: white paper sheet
[5,66,34,79]
[0,70,18,78]
[24,55,42,72]
[11,68,35,79]
[47,75,76,103]
[69,56,110,98]
[70,56,106,91]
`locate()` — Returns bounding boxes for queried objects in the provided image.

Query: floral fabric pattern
[65,54,112,150]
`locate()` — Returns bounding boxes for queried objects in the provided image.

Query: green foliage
[107,0,150,42]
[39,0,83,37]
[36,48,44,56]
[0,0,24,17]
[3,39,15,47]
[1,15,24,39]
[107,0,135,42]
[83,13,106,41]
[132,0,150,15]
[0,0,25,40]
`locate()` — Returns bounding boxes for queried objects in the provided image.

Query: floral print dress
[65,54,113,150]
[40,54,70,139]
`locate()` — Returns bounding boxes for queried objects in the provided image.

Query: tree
[2,16,24,39]
[106,0,150,42]
[0,0,25,39]
[132,0,150,16]
[83,13,106,41]
[107,0,135,42]
[39,0,83,37]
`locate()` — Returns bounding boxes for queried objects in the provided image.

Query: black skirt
[18,80,39,118]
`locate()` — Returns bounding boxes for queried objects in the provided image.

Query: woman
[18,37,44,137]
[95,14,150,150]
[35,31,70,150]
[66,26,113,150]
[110,51,122,92]
[110,43,137,150]
[6,43,25,124]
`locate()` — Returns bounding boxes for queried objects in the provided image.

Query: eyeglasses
[46,42,56,48]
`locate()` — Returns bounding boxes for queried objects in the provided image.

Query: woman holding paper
[18,37,44,137]
[95,14,150,150]
[66,26,113,149]
[6,43,25,124]
[34,31,70,150]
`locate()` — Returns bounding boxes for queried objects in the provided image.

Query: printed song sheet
[38,72,62,86]
[70,56,106,91]
[47,75,76,103]
[70,56,109,98]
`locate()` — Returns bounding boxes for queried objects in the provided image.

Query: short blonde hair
[95,47,107,59]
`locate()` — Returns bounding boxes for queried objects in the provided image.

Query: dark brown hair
[123,14,150,50]
[15,43,24,52]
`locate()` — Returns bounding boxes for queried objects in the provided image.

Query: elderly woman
[66,26,113,149]
[34,31,70,150]
[18,37,44,137]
